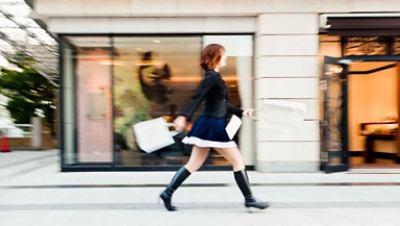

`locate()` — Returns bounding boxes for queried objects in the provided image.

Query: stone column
[255,13,320,172]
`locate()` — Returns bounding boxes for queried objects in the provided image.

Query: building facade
[29,0,400,172]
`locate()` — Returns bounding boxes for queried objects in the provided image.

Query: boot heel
[246,206,255,213]
[159,192,177,211]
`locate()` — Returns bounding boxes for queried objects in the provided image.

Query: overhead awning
[324,16,400,36]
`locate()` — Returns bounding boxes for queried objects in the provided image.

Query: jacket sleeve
[226,101,244,118]
[225,88,244,118]
[178,74,217,122]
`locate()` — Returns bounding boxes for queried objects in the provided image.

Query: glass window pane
[112,36,202,166]
[61,41,75,165]
[203,35,254,165]
[65,36,114,163]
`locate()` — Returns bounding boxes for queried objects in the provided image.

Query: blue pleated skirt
[182,115,237,148]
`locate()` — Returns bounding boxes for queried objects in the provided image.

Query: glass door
[320,56,350,173]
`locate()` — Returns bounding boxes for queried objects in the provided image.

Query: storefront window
[61,35,253,169]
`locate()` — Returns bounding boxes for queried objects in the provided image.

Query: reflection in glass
[112,37,202,166]
[112,35,253,167]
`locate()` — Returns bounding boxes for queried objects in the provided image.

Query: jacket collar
[205,68,220,74]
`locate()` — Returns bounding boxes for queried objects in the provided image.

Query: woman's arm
[224,84,244,118]
[178,73,217,122]
[226,101,244,118]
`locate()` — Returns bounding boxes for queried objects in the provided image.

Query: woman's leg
[214,147,270,210]
[213,146,245,171]
[160,145,210,211]
[184,145,210,172]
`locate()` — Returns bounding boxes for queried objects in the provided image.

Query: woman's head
[200,43,227,71]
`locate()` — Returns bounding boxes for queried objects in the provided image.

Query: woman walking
[159,43,270,211]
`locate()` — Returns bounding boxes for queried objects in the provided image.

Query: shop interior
[348,61,400,168]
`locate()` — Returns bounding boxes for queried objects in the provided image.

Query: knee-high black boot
[234,169,270,210]
[159,166,191,211]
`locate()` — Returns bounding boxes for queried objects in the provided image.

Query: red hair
[200,44,225,70]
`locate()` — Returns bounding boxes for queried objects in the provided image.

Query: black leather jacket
[179,69,244,122]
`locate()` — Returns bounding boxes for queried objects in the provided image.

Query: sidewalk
[1,150,400,226]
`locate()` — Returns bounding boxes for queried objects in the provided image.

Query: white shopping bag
[133,117,175,153]
[254,99,307,133]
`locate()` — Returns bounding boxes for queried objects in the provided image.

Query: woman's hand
[242,108,254,118]
[173,116,188,131]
